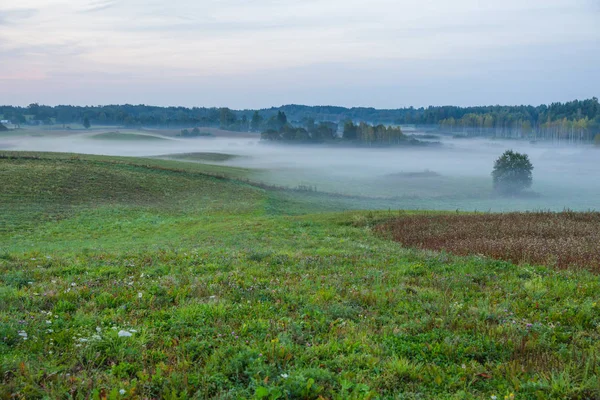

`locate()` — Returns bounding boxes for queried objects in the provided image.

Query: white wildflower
[118,330,133,337]
[138,292,143,299]
[119,389,126,395]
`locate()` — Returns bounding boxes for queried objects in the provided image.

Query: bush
[492,150,533,195]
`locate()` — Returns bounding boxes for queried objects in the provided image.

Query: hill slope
[0,152,599,399]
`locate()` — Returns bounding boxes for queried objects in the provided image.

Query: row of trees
[439,113,597,143]
[260,115,411,146]
[342,122,406,145]
[260,113,338,142]
[1,98,598,142]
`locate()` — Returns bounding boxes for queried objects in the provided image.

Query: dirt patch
[376,212,600,272]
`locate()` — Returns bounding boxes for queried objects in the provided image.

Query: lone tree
[83,117,91,129]
[492,150,533,195]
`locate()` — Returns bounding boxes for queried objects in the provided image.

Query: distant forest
[1,97,599,142]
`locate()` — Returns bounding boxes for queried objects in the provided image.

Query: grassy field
[90,132,169,141]
[157,152,243,163]
[0,152,599,399]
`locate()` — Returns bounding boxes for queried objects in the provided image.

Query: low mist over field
[3,129,598,211]
[2,0,600,397]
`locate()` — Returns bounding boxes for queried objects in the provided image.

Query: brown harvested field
[376,212,600,272]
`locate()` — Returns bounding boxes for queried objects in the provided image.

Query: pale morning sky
[0,0,598,108]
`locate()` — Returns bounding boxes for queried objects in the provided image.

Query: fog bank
[2,132,599,212]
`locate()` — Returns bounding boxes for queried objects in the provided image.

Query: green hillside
[0,152,598,399]
[90,132,168,141]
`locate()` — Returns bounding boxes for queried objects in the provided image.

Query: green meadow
[0,152,598,399]
[90,132,169,141]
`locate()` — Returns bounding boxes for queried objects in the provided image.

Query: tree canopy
[492,150,534,195]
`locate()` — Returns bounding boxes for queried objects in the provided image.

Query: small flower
[280,373,289,379]
[96,327,102,333]
[491,396,497,400]
[118,330,133,337]
[138,292,143,299]
[46,320,52,324]
[119,389,126,395]
[71,283,76,287]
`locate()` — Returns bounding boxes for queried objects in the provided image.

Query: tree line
[1,98,598,142]
[259,115,413,146]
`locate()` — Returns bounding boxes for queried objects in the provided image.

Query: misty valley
[1,99,600,399]
[1,121,599,212]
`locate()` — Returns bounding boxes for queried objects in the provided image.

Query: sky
[0,0,598,109]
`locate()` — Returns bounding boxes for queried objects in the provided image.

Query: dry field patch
[376,212,600,272]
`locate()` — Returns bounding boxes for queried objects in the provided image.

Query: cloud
[0,8,38,25]
[80,1,121,13]
[0,0,598,107]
